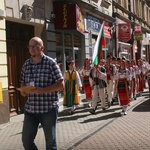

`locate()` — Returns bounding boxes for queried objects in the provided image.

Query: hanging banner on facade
[104,25,111,39]
[134,26,143,40]
[134,26,141,33]
[118,23,131,42]
[134,33,143,40]
[53,2,84,34]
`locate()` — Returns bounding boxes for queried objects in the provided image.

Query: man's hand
[31,88,43,95]
[79,87,82,91]
[20,91,28,97]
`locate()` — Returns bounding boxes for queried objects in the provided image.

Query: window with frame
[139,0,142,18]
[135,0,140,16]
[144,6,148,21]
[122,0,128,9]
[118,0,121,5]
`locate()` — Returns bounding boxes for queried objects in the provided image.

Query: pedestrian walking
[19,37,64,150]
[78,58,92,107]
[131,59,139,100]
[89,60,107,114]
[63,60,82,114]
[114,60,131,115]
[105,55,116,107]
[137,59,145,96]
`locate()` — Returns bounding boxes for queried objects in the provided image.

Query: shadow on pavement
[57,113,90,122]
[58,106,122,122]
[133,99,150,112]
[80,112,122,124]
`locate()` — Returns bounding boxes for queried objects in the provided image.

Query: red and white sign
[119,24,131,42]
[124,49,128,52]
[104,25,111,39]
[134,26,141,33]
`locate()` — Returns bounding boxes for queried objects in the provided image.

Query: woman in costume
[63,60,82,114]
[79,58,92,107]
[137,59,145,96]
[146,63,150,93]
[114,60,131,115]
[131,60,139,100]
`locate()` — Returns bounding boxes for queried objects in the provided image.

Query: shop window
[73,35,81,47]
[55,32,62,46]
[64,34,72,47]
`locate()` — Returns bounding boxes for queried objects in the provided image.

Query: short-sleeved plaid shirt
[20,53,64,114]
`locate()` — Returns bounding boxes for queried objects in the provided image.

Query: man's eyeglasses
[27,45,40,49]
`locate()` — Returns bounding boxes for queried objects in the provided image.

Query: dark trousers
[22,107,58,150]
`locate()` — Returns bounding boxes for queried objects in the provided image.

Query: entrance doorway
[6,21,34,115]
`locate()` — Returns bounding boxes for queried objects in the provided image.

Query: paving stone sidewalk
[0,90,149,150]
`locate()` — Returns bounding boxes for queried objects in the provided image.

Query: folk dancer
[146,63,150,92]
[137,59,145,96]
[131,60,139,100]
[89,60,107,114]
[114,60,131,115]
[142,60,149,88]
[78,58,92,107]
[126,60,134,103]
[105,55,116,106]
[63,60,82,114]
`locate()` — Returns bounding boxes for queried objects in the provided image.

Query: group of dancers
[63,55,150,115]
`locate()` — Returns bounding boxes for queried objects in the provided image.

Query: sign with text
[104,25,111,39]
[134,26,141,33]
[53,2,84,34]
[134,26,143,40]
[119,24,131,42]
[86,15,101,33]
[134,33,143,40]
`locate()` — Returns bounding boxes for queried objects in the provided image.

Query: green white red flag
[92,21,105,66]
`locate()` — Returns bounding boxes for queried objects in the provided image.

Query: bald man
[20,37,64,150]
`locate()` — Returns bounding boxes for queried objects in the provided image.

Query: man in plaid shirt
[20,37,64,150]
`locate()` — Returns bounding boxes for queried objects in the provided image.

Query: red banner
[119,24,131,42]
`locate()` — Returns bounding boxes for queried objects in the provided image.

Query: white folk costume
[137,60,145,95]
[146,64,150,89]
[126,61,134,101]
[105,63,116,106]
[89,65,107,113]
[131,63,139,100]
[114,62,131,115]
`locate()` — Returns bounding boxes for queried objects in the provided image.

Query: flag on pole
[92,21,105,66]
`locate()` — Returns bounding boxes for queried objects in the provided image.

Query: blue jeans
[22,107,58,150]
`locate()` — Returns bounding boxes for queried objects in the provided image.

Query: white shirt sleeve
[76,71,82,88]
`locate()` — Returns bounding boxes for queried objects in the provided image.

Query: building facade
[112,0,150,61]
[51,0,115,72]
[0,0,116,124]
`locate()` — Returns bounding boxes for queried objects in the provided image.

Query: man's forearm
[44,79,64,92]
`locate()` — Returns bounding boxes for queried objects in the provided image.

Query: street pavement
[0,89,150,150]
